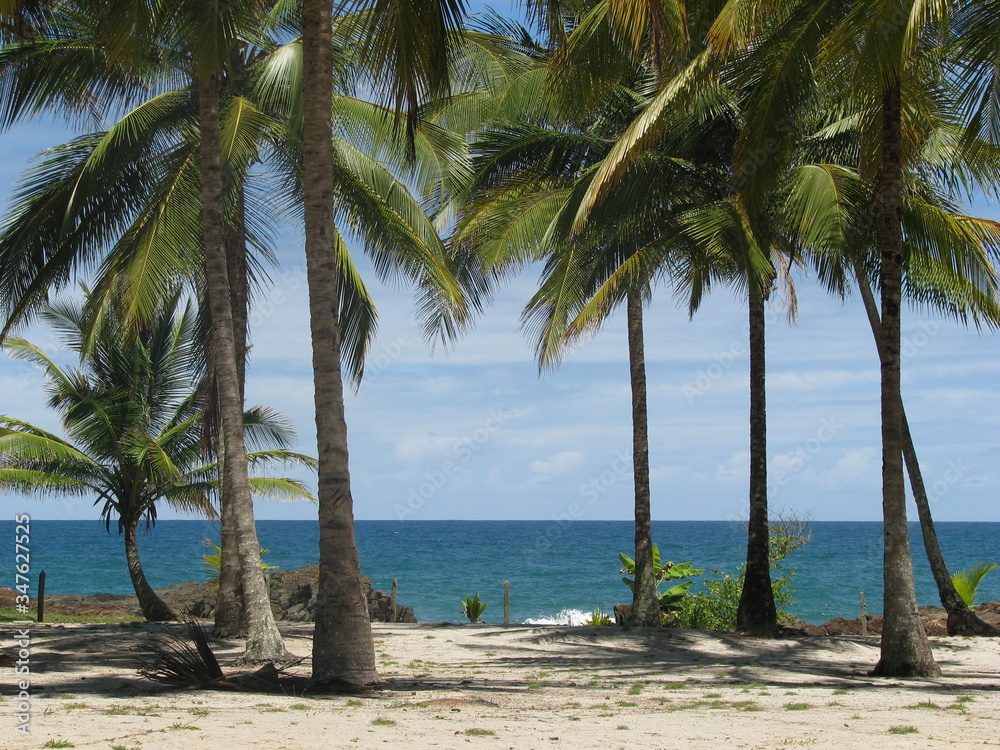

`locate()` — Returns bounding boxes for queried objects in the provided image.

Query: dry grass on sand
[8,621,1000,749]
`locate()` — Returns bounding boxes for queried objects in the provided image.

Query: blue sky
[0,97,998,524]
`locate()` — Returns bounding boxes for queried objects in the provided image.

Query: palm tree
[0,0,466,659]
[778,120,1000,636]
[579,0,955,674]
[772,78,1000,653]
[300,0,479,686]
[0,287,316,621]
[450,41,732,624]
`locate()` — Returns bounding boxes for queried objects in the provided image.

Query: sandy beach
[6,621,1000,749]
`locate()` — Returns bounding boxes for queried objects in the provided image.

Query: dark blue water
[2,520,998,624]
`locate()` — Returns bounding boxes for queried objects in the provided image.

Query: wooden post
[391,579,398,623]
[859,591,867,636]
[37,570,46,623]
[503,580,510,625]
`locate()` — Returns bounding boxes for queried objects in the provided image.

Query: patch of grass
[109,745,141,750]
[59,696,77,701]
[346,699,363,707]
[784,703,812,711]
[663,682,686,691]
[832,689,849,695]
[289,704,310,711]
[704,693,722,699]
[43,742,74,749]
[627,684,644,695]
[564,702,582,708]
[616,725,629,730]
[955,695,974,703]
[371,718,396,727]
[889,726,919,734]
[103,705,159,717]
[527,683,543,690]
[168,723,200,731]
[188,707,210,717]
[465,729,495,736]
[909,701,940,710]
[0,607,135,624]
[617,701,637,708]
[63,703,88,710]
[567,716,581,721]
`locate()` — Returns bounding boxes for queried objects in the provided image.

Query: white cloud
[834,448,878,478]
[531,450,585,478]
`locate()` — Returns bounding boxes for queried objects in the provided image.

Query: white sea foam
[522,608,594,626]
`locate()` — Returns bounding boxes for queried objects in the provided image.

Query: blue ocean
[2,520,998,625]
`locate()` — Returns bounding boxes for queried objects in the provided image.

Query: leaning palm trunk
[124,523,175,622]
[214,191,252,638]
[855,268,998,637]
[627,288,660,627]
[737,289,778,636]
[302,0,381,688]
[872,85,940,678]
[198,71,288,663]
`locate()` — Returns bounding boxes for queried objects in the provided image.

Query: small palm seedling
[951,562,998,606]
[584,609,613,626]
[461,593,488,623]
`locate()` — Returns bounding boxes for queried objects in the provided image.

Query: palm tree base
[871,657,942,678]
[306,675,389,693]
[946,608,1000,637]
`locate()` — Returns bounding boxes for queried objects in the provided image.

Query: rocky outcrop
[782,603,1000,636]
[1,566,417,623]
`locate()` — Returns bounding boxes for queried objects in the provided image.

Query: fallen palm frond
[139,618,304,692]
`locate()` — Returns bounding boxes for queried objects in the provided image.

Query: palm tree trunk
[198,70,288,663]
[854,268,998,637]
[737,288,778,636]
[124,524,175,622]
[214,188,251,638]
[627,287,660,627]
[872,84,940,678]
[213,443,246,636]
[302,0,382,688]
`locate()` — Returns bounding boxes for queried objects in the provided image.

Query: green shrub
[619,544,704,618]
[671,520,808,630]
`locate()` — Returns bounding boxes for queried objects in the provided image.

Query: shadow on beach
[21,621,997,700]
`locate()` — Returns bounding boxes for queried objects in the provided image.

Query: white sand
[8,621,1000,749]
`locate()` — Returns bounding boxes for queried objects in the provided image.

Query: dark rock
[31,566,417,623]
[613,603,632,626]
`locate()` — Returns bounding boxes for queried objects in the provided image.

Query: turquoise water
[2,520,998,624]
